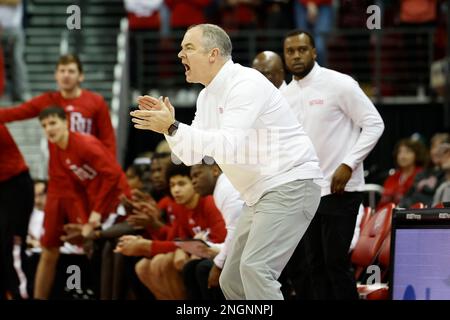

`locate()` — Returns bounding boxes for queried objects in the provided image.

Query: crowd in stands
[0,0,450,301]
[123,0,447,99]
[124,0,442,33]
[380,133,450,209]
[1,1,447,101]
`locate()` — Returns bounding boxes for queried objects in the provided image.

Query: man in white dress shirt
[130,24,322,300]
[0,0,30,101]
[283,30,384,299]
[251,51,287,91]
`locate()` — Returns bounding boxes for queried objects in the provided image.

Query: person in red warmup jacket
[37,106,130,299]
[115,163,226,299]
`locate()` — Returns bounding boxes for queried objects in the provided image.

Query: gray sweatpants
[219,179,321,300]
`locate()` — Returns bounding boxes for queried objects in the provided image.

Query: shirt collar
[213,173,225,197]
[292,62,320,88]
[206,59,234,94]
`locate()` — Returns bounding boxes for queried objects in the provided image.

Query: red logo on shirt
[309,99,324,106]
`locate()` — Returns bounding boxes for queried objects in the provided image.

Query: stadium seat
[359,202,428,300]
[434,202,445,208]
[351,203,395,280]
[356,233,392,300]
[410,202,425,209]
[364,286,389,300]
[360,207,373,232]
[378,233,390,266]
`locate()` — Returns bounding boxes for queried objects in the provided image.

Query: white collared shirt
[279,80,288,92]
[283,62,384,196]
[208,174,244,269]
[0,2,23,29]
[166,60,322,205]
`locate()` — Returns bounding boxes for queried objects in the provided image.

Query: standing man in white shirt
[0,0,30,101]
[251,51,287,91]
[130,24,323,300]
[183,159,243,299]
[283,30,384,299]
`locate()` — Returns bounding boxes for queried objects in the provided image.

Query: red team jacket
[0,90,117,196]
[0,124,28,183]
[149,195,227,256]
[54,131,130,220]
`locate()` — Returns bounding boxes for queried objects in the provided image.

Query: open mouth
[183,63,190,73]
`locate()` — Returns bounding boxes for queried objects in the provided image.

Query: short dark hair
[39,107,66,121]
[284,29,316,48]
[57,54,83,73]
[165,163,192,182]
[393,138,429,168]
[127,163,151,180]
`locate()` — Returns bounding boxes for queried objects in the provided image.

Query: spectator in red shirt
[0,124,34,299]
[115,163,226,299]
[0,54,117,299]
[221,0,261,31]
[124,0,167,31]
[378,138,428,208]
[36,107,127,299]
[165,0,211,31]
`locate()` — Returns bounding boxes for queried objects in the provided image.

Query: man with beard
[282,30,384,300]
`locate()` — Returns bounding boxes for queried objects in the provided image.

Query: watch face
[169,122,178,136]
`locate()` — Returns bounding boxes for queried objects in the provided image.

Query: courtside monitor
[390,207,450,300]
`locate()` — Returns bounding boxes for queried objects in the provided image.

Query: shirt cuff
[150,240,177,256]
[342,158,358,171]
